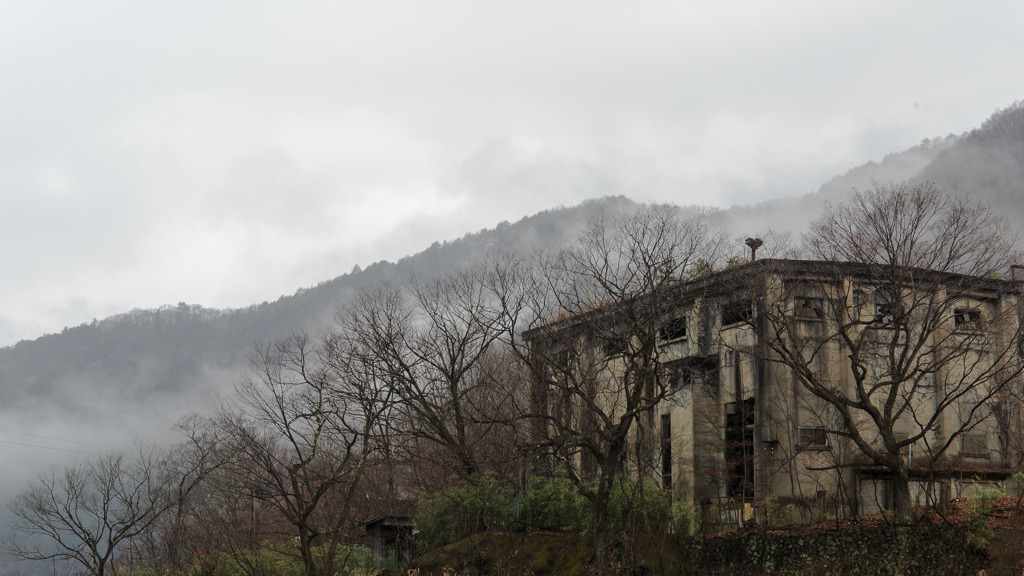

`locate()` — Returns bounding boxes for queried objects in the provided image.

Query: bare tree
[213,332,385,576]
[750,182,1024,519]
[5,443,203,576]
[338,258,527,485]
[126,415,225,575]
[520,204,722,570]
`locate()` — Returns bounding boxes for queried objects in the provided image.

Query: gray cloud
[2,0,1024,345]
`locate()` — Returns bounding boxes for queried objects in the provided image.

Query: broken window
[674,365,694,390]
[552,348,574,371]
[658,316,687,342]
[795,296,824,319]
[876,304,894,324]
[797,426,828,449]
[954,308,983,333]
[874,297,900,326]
[722,300,753,326]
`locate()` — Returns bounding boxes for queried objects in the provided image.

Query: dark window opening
[661,414,672,489]
[603,338,630,358]
[797,426,828,449]
[671,365,694,390]
[853,289,870,319]
[553,348,574,371]
[795,297,824,319]
[725,398,756,501]
[659,316,687,342]
[954,308,983,332]
[722,301,753,326]
[873,291,901,325]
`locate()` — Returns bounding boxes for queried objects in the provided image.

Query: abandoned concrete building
[527,258,1024,520]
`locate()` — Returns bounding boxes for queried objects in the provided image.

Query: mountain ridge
[1,102,1022,449]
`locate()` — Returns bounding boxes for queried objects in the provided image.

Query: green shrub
[415,475,516,547]
[416,474,675,547]
[603,477,672,533]
[963,481,1002,548]
[1010,471,1024,508]
[670,499,697,535]
[520,475,588,531]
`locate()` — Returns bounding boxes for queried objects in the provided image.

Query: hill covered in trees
[1,103,1023,455]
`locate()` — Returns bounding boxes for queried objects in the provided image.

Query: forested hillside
[0,196,641,418]
[1,104,1023,449]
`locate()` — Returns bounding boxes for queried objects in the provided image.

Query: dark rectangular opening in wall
[659,317,687,342]
[873,290,900,325]
[661,414,672,489]
[854,289,869,318]
[795,297,824,318]
[725,397,756,501]
[603,338,629,358]
[798,426,828,449]
[954,308,983,332]
[670,365,692,390]
[723,301,753,326]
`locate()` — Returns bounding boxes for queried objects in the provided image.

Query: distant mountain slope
[912,101,1024,228]
[0,196,644,421]
[3,103,1024,448]
[709,134,956,238]
[713,102,1024,242]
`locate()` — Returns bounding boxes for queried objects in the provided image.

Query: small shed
[364,515,414,563]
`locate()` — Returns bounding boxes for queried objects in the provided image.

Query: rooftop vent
[745,237,763,262]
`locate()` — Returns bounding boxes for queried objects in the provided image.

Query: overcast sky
[2,0,1022,347]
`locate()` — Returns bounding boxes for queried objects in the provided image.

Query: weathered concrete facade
[530,259,1024,520]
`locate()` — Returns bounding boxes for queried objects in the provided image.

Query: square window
[875,303,896,324]
[798,427,828,448]
[795,297,824,319]
[659,316,687,342]
[723,301,753,326]
[603,338,629,358]
[954,309,983,333]
[873,290,901,326]
[962,434,988,458]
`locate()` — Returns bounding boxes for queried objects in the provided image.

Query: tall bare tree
[751,182,1024,518]
[520,204,723,570]
[5,442,207,576]
[214,332,385,576]
[338,258,527,485]
[126,415,224,575]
